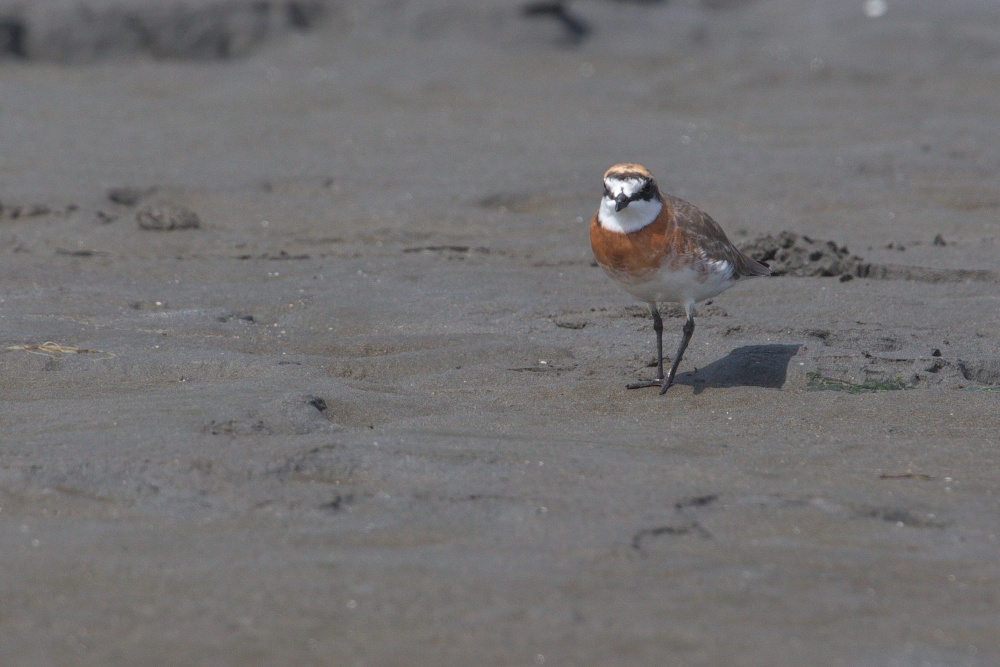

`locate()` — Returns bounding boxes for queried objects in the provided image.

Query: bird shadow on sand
[674,344,802,394]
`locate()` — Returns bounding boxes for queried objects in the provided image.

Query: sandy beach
[1,0,999,664]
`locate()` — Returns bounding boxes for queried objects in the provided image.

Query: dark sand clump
[740,231,870,279]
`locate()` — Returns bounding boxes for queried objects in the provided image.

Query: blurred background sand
[1,1,999,664]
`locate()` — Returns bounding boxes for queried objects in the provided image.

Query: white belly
[611,262,737,306]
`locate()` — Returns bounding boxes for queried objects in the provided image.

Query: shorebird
[590,163,771,394]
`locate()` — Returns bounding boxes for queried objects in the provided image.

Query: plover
[590,163,771,394]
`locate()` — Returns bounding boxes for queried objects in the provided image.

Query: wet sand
[2,1,999,664]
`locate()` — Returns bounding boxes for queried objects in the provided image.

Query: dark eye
[641,181,653,197]
[603,185,612,198]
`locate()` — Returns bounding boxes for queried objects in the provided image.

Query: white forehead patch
[604,177,645,198]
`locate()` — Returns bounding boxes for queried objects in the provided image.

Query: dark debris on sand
[739,231,870,279]
[741,232,1000,284]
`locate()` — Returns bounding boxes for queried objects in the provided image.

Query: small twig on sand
[6,342,115,360]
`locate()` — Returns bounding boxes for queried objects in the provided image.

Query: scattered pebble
[108,186,155,206]
[0,203,51,219]
[136,203,201,231]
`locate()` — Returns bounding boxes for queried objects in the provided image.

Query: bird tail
[735,251,773,278]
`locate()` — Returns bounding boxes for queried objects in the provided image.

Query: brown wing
[664,194,772,278]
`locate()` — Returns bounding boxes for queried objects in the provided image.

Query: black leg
[626,304,665,390]
[660,313,694,395]
[651,305,665,382]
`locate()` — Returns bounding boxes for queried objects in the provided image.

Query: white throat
[597,196,662,234]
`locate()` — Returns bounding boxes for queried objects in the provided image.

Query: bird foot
[626,378,665,390]
[627,377,677,394]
